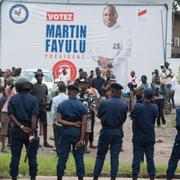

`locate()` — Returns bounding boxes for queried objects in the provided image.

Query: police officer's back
[130,88,158,180]
[8,77,39,180]
[56,84,88,180]
[93,83,128,180]
[166,107,180,179]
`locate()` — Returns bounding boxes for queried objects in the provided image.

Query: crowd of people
[0,62,179,180]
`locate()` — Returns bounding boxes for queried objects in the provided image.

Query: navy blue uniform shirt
[97,96,128,136]
[130,102,158,145]
[175,107,180,141]
[57,97,87,136]
[8,92,39,123]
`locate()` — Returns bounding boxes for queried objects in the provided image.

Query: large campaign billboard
[0,2,167,90]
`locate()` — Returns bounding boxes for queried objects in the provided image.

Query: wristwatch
[20,125,24,129]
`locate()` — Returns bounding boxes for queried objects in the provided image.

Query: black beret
[110,83,123,90]
[15,77,30,85]
[15,77,32,90]
[67,84,79,91]
[144,88,153,96]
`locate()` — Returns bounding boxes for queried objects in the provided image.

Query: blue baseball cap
[144,88,153,96]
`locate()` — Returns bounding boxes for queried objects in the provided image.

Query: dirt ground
[36,109,179,166]
[0,109,178,166]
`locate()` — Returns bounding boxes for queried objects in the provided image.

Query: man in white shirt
[51,81,68,155]
[59,68,70,86]
[92,5,132,91]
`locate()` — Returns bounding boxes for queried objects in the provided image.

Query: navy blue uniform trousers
[132,143,155,177]
[57,135,85,177]
[166,133,180,178]
[93,131,122,178]
[10,127,39,177]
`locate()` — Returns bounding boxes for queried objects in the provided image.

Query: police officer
[93,83,128,180]
[56,84,87,180]
[8,77,39,180]
[130,88,158,180]
[166,107,180,180]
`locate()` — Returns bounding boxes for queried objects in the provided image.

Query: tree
[173,0,180,12]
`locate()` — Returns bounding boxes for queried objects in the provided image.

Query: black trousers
[155,99,166,125]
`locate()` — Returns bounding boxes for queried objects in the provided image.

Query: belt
[102,125,121,129]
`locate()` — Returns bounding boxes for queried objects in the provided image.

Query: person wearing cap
[93,83,128,180]
[56,84,88,180]
[166,107,180,180]
[51,81,68,155]
[8,77,39,180]
[32,69,52,148]
[77,79,96,153]
[130,88,158,180]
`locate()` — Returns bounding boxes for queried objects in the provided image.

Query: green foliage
[173,0,180,11]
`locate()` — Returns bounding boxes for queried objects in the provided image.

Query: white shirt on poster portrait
[90,5,132,92]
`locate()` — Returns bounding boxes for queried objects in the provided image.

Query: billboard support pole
[160,4,168,63]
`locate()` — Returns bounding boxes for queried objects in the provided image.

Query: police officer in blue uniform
[8,77,39,180]
[130,88,158,180]
[166,107,180,180]
[56,84,87,180]
[93,83,128,180]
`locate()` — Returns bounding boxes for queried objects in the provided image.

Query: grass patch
[0,153,180,178]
